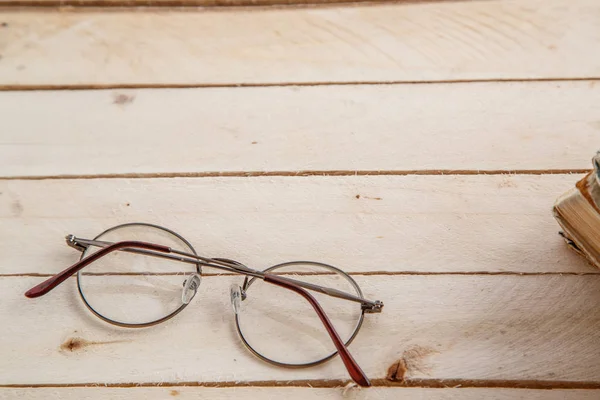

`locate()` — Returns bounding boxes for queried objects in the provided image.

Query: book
[553,153,600,269]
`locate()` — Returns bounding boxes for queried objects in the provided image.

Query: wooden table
[1,0,599,398]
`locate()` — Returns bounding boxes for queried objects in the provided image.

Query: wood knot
[355,194,382,200]
[60,336,124,352]
[170,390,180,396]
[60,337,90,352]
[386,345,439,382]
[386,358,407,382]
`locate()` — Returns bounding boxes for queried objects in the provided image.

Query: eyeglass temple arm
[68,237,383,312]
[268,274,382,312]
[24,241,171,298]
[263,273,371,387]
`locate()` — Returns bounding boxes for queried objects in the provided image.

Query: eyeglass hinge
[65,234,89,252]
[240,277,249,300]
[362,300,384,313]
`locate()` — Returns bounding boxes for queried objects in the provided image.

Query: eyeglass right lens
[77,223,200,326]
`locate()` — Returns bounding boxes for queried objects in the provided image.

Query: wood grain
[1,81,598,177]
[2,274,599,384]
[1,387,600,399]
[1,0,599,87]
[0,175,594,275]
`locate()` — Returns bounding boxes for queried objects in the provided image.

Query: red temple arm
[264,274,371,387]
[24,241,171,298]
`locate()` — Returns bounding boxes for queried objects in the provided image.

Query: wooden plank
[2,274,599,384]
[1,81,598,177]
[1,0,599,86]
[1,387,599,400]
[0,175,594,275]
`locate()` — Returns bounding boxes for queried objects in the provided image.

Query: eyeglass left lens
[77,223,199,326]
[234,262,365,367]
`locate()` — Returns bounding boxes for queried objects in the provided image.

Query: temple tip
[354,374,371,387]
[25,286,43,298]
[24,280,52,298]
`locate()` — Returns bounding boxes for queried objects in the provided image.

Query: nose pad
[181,273,201,305]
[230,284,242,314]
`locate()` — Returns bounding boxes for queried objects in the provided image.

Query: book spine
[591,153,600,208]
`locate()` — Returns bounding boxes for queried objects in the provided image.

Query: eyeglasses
[24,222,383,386]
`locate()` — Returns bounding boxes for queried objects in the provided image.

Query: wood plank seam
[2,379,600,389]
[2,388,600,400]
[0,0,437,8]
[0,169,593,180]
[4,271,600,277]
[2,78,600,92]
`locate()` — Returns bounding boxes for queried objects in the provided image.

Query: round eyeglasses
[24,222,383,387]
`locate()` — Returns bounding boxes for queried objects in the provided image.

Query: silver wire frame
[70,222,383,368]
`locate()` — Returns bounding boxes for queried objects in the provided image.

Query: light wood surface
[1,81,598,177]
[3,275,600,384]
[0,175,594,275]
[1,387,600,400]
[1,0,599,398]
[1,0,599,87]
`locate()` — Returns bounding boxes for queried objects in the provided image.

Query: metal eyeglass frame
[24,222,384,387]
